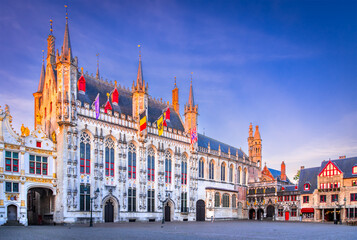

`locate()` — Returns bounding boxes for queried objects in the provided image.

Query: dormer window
[353,166,357,174]
[78,75,86,94]
[304,183,310,191]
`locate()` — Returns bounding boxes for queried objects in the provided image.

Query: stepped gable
[77,74,185,132]
[319,157,357,178]
[197,133,248,158]
[298,167,320,194]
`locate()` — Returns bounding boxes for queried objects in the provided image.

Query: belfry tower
[132,46,148,118]
[184,78,198,132]
[248,123,262,168]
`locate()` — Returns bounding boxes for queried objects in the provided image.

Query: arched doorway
[196,200,205,221]
[7,205,17,221]
[249,209,256,220]
[27,188,54,225]
[105,199,114,222]
[257,208,264,220]
[266,205,275,219]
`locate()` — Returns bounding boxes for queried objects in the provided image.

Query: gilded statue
[20,124,30,137]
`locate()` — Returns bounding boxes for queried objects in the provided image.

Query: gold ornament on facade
[21,200,25,206]
[5,175,20,181]
[51,131,57,143]
[36,112,42,125]
[21,124,30,137]
[0,199,4,206]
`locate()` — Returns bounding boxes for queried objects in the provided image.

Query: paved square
[0,221,356,240]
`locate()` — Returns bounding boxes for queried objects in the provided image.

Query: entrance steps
[3,220,24,226]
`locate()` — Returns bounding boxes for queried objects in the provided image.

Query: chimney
[281,161,286,181]
[339,155,346,159]
[300,166,305,170]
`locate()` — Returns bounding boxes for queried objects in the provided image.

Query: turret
[248,124,262,168]
[132,45,148,118]
[281,161,286,181]
[184,77,198,132]
[33,56,45,129]
[172,77,179,113]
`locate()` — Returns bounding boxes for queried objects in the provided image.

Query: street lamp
[334,197,346,224]
[90,188,100,227]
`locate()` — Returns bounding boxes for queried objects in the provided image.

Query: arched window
[198,158,204,178]
[128,187,136,212]
[165,151,172,183]
[222,194,230,207]
[105,138,115,177]
[229,164,234,183]
[181,155,187,185]
[232,194,237,208]
[242,168,247,185]
[237,167,241,184]
[221,163,226,181]
[147,148,155,182]
[80,132,91,174]
[128,143,136,179]
[209,160,214,180]
[215,192,220,207]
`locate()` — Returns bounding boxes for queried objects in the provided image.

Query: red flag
[163,107,170,126]
[190,127,198,145]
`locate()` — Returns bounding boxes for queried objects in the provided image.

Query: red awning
[301,208,314,213]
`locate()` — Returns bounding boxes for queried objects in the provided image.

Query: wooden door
[285,211,290,221]
[7,205,17,221]
[165,204,171,222]
[196,200,205,221]
[105,200,114,222]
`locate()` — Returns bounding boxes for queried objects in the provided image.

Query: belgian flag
[139,111,147,131]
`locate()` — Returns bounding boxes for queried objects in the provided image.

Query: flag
[190,127,198,145]
[104,93,112,114]
[163,107,170,126]
[139,110,147,131]
[157,115,164,136]
[92,93,100,119]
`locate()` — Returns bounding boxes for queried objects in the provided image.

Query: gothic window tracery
[128,143,137,179]
[209,160,214,180]
[80,132,91,174]
[229,164,234,183]
[221,162,226,181]
[198,158,204,178]
[147,148,155,182]
[165,151,172,183]
[105,138,115,177]
[181,154,187,185]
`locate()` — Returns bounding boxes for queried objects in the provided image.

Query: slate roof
[284,185,299,192]
[268,168,293,184]
[77,74,185,132]
[298,167,320,194]
[197,133,248,158]
[319,157,357,178]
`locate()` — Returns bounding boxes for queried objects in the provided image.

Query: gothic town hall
[0,16,262,225]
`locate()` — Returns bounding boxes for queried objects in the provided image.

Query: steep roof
[76,74,185,132]
[197,133,248,158]
[319,157,357,178]
[268,167,293,184]
[298,167,320,194]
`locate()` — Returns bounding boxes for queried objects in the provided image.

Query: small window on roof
[352,166,357,175]
[304,183,310,191]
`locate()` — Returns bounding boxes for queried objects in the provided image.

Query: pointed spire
[37,50,45,92]
[96,53,100,79]
[136,44,144,89]
[254,125,261,140]
[249,122,253,138]
[188,72,195,107]
[62,5,72,61]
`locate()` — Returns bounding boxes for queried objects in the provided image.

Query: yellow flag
[157,115,164,136]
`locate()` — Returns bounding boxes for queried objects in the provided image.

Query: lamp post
[90,188,100,227]
[334,197,347,225]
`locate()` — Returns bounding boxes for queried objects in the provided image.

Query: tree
[293,170,300,181]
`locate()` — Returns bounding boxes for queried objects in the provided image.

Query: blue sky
[0,0,356,181]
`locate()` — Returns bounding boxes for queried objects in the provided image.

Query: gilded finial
[191,72,193,84]
[114,80,117,86]
[42,50,44,62]
[174,76,176,87]
[81,67,83,75]
[138,44,141,59]
[50,19,53,34]
[65,5,68,21]
[107,92,110,98]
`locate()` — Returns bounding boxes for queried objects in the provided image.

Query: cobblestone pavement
[0,220,355,240]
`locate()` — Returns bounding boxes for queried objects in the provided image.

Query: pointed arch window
[242,169,247,185]
[105,138,115,177]
[165,151,172,183]
[209,160,214,180]
[128,143,136,179]
[232,194,237,208]
[199,158,204,178]
[147,148,155,182]
[221,163,226,181]
[229,164,234,183]
[237,168,241,184]
[181,155,187,185]
[222,194,230,207]
[80,132,91,174]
